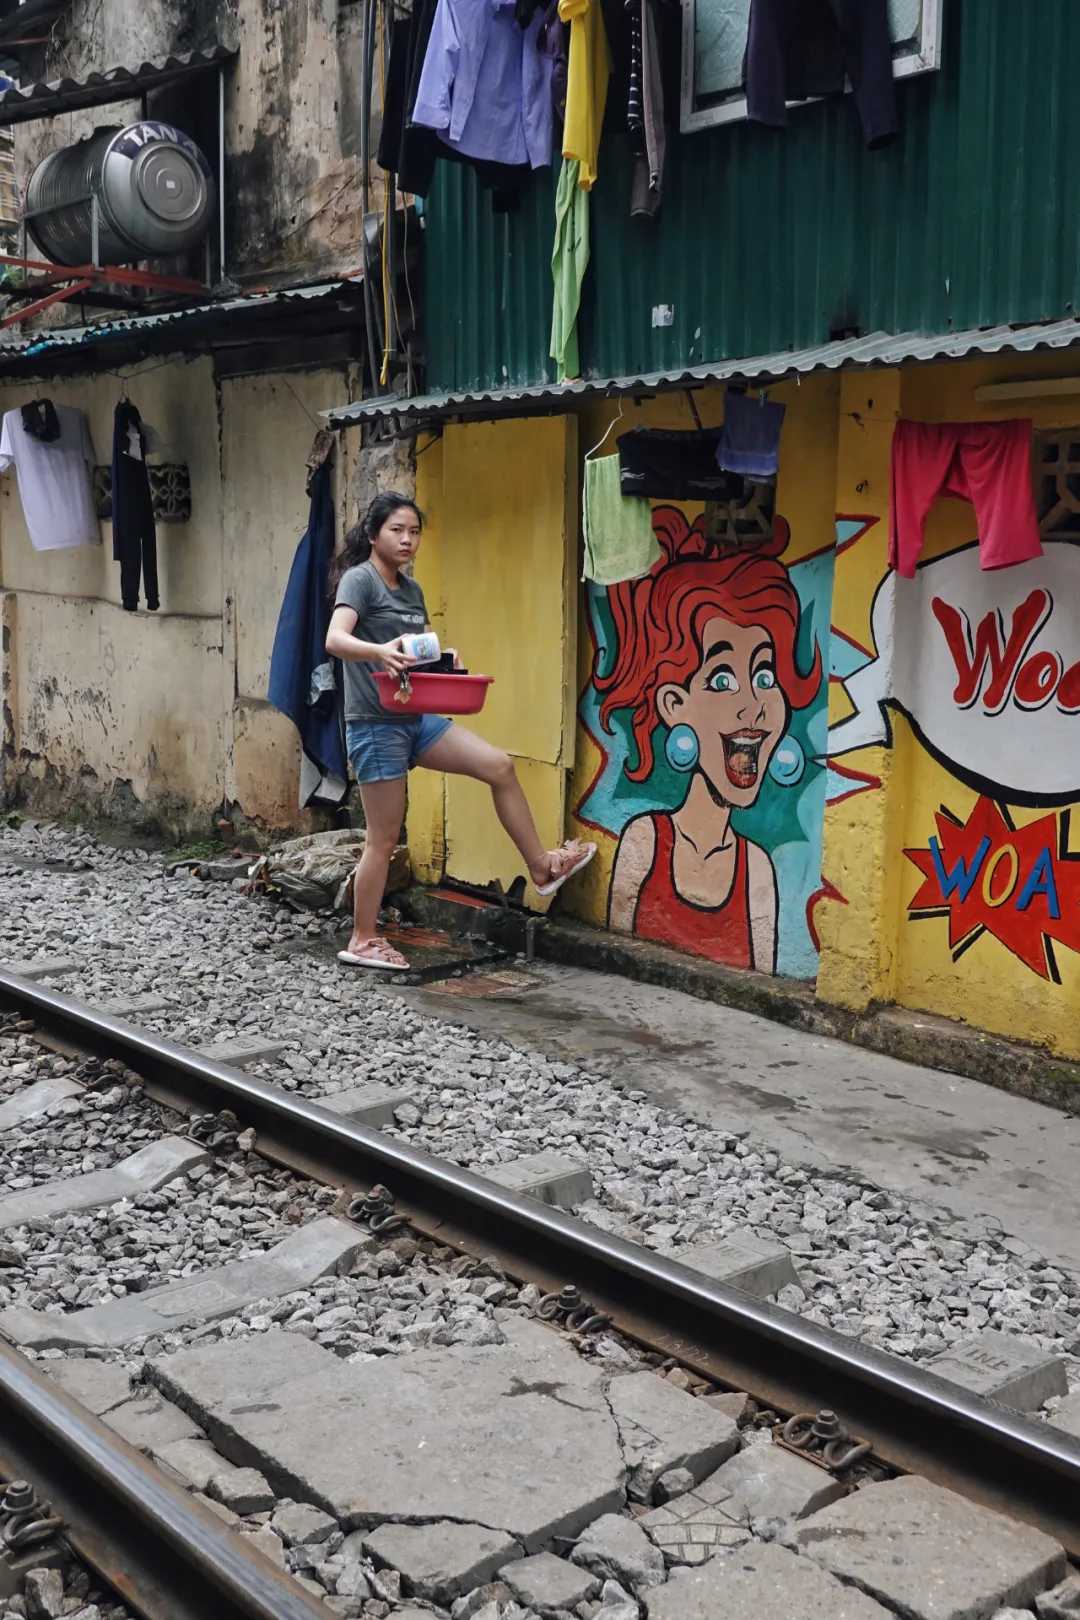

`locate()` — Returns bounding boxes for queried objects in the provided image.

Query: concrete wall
[406,352,1080,1062]
[0,354,373,836]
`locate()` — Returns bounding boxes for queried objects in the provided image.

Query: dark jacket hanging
[268,451,348,809]
[111,401,159,612]
[744,0,897,150]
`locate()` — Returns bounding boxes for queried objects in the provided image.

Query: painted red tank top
[633,813,754,968]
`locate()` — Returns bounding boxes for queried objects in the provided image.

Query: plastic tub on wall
[374,672,493,716]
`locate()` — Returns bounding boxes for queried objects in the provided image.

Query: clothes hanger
[584,395,626,461]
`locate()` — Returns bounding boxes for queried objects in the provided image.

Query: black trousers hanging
[112,401,159,612]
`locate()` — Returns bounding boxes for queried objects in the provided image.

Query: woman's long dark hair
[327,490,424,600]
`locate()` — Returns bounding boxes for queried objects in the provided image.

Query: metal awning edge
[323,317,1080,429]
[0,47,239,128]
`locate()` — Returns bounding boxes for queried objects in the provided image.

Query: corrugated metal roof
[0,47,236,127]
[421,0,1080,396]
[0,278,365,375]
[323,316,1080,428]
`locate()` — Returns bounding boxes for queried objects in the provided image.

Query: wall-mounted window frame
[680,0,942,136]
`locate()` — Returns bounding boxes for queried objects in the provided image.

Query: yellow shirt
[558,0,611,189]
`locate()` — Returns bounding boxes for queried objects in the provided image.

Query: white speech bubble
[827,540,1080,804]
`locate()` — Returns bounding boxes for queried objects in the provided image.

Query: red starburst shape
[905,797,1080,980]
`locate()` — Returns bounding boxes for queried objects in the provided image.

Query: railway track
[0,965,1078,1620]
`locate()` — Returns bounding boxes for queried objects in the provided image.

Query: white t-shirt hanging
[0,404,99,551]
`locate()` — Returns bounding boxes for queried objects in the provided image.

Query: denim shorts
[346,714,452,785]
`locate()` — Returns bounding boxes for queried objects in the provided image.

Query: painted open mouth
[722,730,766,789]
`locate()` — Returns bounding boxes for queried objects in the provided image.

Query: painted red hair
[595,510,822,781]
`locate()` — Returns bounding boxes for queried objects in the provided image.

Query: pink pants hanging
[889,419,1042,578]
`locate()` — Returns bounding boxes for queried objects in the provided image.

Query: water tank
[26,120,214,267]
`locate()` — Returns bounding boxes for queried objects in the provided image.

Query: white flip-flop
[534,841,597,897]
[337,945,410,972]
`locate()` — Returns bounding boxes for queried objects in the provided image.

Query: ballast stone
[481,1150,594,1209]
[499,1550,599,1611]
[362,1521,521,1603]
[148,1317,624,1552]
[794,1476,1067,1620]
[0,1216,368,1348]
[0,1135,209,1231]
[928,1329,1068,1411]
[644,1540,894,1620]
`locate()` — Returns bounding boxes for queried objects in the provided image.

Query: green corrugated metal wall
[422,0,1080,394]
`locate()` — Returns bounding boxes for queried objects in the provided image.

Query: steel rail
[0,1341,332,1620]
[3,969,1080,1559]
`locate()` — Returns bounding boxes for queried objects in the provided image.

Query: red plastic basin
[374,671,494,715]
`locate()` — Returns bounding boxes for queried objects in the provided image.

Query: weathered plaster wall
[22,0,372,286]
[0,354,367,836]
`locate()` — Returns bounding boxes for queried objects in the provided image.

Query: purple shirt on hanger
[412,0,554,170]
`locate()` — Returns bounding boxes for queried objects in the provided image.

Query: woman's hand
[377,636,412,676]
[446,646,464,670]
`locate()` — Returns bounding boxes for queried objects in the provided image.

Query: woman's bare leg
[417,725,587,887]
[349,775,408,951]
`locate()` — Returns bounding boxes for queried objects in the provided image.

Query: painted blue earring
[665,723,700,773]
[768,735,805,786]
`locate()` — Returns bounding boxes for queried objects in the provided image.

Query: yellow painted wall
[408,415,578,903]
[822,352,1080,1058]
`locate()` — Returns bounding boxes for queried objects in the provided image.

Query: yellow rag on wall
[558,0,611,189]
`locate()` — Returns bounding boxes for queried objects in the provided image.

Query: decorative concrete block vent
[94,463,191,522]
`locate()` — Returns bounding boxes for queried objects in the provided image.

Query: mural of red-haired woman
[584,508,825,973]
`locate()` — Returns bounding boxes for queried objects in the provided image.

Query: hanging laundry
[559,0,610,188]
[550,156,589,379]
[0,402,98,552]
[744,0,897,150]
[111,401,158,613]
[618,426,745,501]
[582,453,660,585]
[717,391,785,478]
[630,0,665,220]
[378,0,442,196]
[889,420,1042,578]
[268,447,348,809]
[412,0,555,171]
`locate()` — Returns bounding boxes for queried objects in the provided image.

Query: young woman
[597,514,820,972]
[326,491,595,970]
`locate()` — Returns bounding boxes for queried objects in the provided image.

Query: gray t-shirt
[335,560,429,722]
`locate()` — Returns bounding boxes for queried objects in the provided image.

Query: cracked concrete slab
[0,1079,83,1131]
[0,1136,209,1232]
[500,1551,599,1611]
[362,1521,522,1602]
[43,1359,132,1415]
[644,1541,895,1620]
[605,1371,739,1502]
[149,1317,625,1551]
[0,1217,368,1349]
[692,1442,847,1526]
[104,1395,201,1452]
[794,1477,1067,1620]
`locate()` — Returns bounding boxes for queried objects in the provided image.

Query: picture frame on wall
[679,0,943,136]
